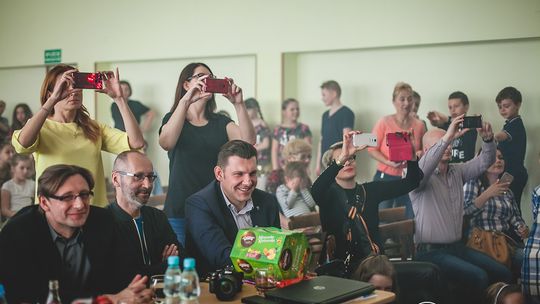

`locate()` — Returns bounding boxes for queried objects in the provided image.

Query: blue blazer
[185,180,280,275]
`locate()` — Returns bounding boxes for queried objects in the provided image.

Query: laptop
[264,275,375,304]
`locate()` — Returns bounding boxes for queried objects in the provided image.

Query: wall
[1,0,539,219]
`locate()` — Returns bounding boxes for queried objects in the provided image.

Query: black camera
[208,266,244,301]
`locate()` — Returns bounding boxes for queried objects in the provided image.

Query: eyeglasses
[332,154,356,164]
[115,171,158,182]
[187,73,215,81]
[48,191,94,202]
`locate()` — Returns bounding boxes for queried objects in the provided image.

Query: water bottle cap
[183,257,196,269]
[168,255,179,266]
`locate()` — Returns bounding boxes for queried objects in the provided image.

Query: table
[199,282,395,304]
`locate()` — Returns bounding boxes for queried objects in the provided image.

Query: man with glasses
[0,164,153,303]
[108,151,181,288]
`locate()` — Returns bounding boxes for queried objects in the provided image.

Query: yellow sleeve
[11,129,40,154]
[99,123,132,154]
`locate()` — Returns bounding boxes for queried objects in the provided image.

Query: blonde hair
[282,139,311,160]
[392,82,413,101]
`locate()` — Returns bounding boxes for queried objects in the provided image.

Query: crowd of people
[0,62,537,304]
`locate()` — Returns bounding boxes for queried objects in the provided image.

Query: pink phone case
[204,78,230,94]
[386,132,413,162]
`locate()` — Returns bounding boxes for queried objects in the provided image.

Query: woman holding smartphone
[11,64,144,207]
[159,62,255,245]
[367,82,425,218]
[464,147,528,273]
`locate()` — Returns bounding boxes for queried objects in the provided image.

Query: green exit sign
[44,49,62,64]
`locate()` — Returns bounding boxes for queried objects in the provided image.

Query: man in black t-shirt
[111,80,155,133]
[427,91,477,163]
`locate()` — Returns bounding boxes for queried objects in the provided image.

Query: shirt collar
[48,222,83,244]
[505,115,520,124]
[220,185,254,215]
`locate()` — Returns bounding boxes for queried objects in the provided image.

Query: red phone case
[204,78,230,94]
[73,72,103,90]
[386,132,413,162]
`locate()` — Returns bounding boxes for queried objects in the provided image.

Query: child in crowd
[494,87,527,210]
[485,282,524,304]
[10,103,32,133]
[0,142,15,187]
[427,91,477,163]
[245,98,271,171]
[1,154,34,220]
[271,98,312,170]
[276,161,316,218]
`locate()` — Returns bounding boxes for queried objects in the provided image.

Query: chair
[287,212,325,272]
[378,207,415,261]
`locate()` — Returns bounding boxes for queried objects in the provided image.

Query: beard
[121,182,151,209]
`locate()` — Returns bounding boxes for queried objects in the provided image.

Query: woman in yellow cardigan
[12,64,144,207]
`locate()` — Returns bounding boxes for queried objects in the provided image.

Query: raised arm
[459,122,496,182]
[99,69,144,149]
[364,160,422,204]
[159,76,211,151]
[224,79,256,144]
[16,69,77,148]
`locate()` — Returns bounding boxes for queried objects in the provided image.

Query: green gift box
[230,227,310,281]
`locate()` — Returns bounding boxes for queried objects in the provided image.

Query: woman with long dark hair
[159,62,255,245]
[11,64,144,206]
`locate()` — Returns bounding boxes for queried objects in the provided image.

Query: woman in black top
[311,131,422,275]
[159,62,255,245]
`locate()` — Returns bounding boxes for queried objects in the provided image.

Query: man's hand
[442,114,468,143]
[105,275,153,304]
[478,121,494,142]
[161,245,179,262]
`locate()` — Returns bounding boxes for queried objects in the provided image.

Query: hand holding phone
[73,72,103,90]
[499,172,514,185]
[461,115,482,129]
[353,133,377,147]
[203,78,231,94]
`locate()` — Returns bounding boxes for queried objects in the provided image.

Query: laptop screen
[265,275,375,304]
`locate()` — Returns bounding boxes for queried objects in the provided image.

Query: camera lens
[221,280,234,293]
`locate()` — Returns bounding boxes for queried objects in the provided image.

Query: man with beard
[108,151,181,289]
[185,140,281,275]
[0,164,153,303]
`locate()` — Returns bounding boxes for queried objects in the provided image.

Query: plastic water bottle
[0,283,7,304]
[179,258,200,303]
[164,256,182,304]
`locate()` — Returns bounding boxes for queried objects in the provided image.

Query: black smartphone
[73,72,103,90]
[462,115,482,129]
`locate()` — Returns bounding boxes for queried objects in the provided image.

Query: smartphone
[499,172,514,184]
[204,78,230,94]
[462,115,482,129]
[353,133,377,147]
[73,72,103,90]
[386,132,413,162]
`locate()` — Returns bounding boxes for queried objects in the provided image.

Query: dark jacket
[311,160,422,271]
[108,201,181,289]
[185,180,281,275]
[0,205,118,303]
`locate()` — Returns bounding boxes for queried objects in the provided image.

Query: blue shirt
[523,185,540,297]
[498,116,527,175]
